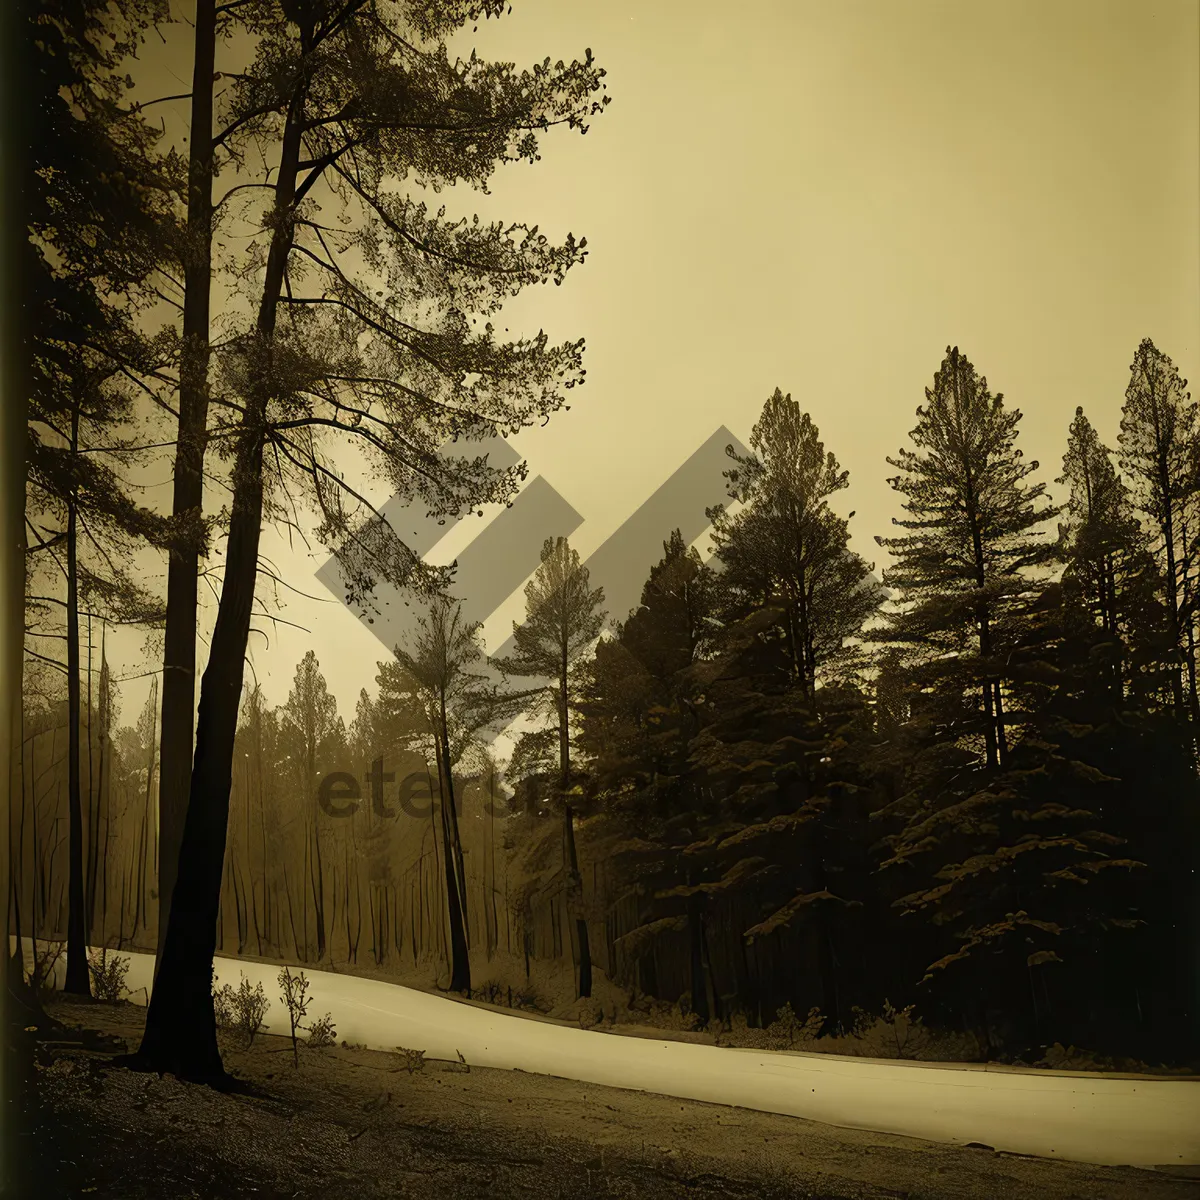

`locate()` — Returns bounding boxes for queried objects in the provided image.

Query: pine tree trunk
[734,915,760,1027]
[343,847,352,963]
[1158,442,1186,714]
[311,815,326,960]
[1186,619,1199,733]
[563,803,591,998]
[993,682,1009,766]
[63,410,90,997]
[438,718,469,940]
[977,607,999,770]
[488,774,499,961]
[156,0,217,973]
[116,853,128,952]
[130,71,306,1080]
[139,679,157,937]
[352,857,361,963]
[13,708,29,982]
[437,741,471,994]
[99,705,110,945]
[558,652,591,999]
[84,613,97,939]
[368,881,378,965]
[687,892,709,1025]
[132,457,265,1079]
[812,824,842,1032]
[245,764,262,955]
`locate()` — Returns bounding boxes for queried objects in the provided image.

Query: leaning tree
[129,0,608,1083]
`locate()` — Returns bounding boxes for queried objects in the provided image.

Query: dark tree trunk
[127,63,308,1085]
[815,915,841,1033]
[99,719,111,944]
[1158,444,1186,714]
[310,817,326,959]
[438,717,469,941]
[132,459,264,1080]
[3,32,35,1191]
[523,907,531,980]
[812,824,842,1033]
[84,614,98,939]
[155,0,216,973]
[436,732,470,994]
[245,769,262,954]
[687,892,709,1025]
[63,407,89,997]
[1186,619,1199,733]
[490,771,501,959]
[564,803,591,998]
[558,652,592,999]
[138,680,157,937]
[734,918,760,1026]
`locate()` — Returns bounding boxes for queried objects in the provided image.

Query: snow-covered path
[26,942,1200,1170]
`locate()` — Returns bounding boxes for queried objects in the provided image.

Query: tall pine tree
[709,390,879,694]
[872,349,1135,1051]
[1118,339,1200,732]
[499,536,605,998]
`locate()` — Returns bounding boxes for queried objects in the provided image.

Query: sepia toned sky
[111,0,1200,735]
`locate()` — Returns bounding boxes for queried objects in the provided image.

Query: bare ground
[14,997,1200,1200]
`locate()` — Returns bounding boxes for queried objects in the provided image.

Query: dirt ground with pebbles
[11,997,1200,1200]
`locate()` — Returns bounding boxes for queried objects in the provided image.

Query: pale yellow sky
[107,0,1200,729]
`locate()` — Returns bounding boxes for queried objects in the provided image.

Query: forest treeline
[20,348,1200,1066]
[14,0,1200,1085]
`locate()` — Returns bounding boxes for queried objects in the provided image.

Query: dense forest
[20,354,1200,1068]
[13,0,1200,1093]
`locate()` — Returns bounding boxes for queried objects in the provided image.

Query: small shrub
[841,1003,984,1062]
[576,1003,602,1030]
[86,949,130,1003]
[214,986,232,1029]
[714,1002,985,1061]
[477,981,503,1006]
[865,1001,926,1059]
[306,1012,337,1050]
[636,998,702,1033]
[28,941,64,999]
[765,1003,825,1049]
[513,985,547,1013]
[396,1046,426,1073]
[214,973,271,1047]
[278,966,311,1067]
[277,966,336,1063]
[1032,1042,1188,1074]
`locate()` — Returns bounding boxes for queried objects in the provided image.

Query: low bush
[306,1012,337,1049]
[27,941,64,1000]
[86,949,130,1003]
[395,1046,426,1073]
[277,966,336,1064]
[214,973,271,1047]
